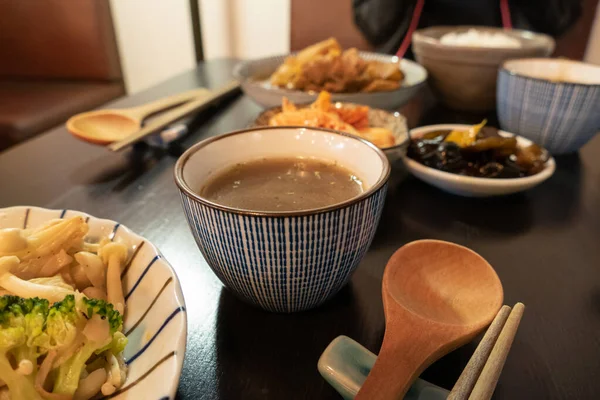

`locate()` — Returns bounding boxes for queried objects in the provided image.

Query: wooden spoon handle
[355,314,442,400]
[109,81,241,151]
[126,87,211,120]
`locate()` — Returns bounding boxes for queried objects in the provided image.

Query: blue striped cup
[174,127,390,312]
[497,58,600,154]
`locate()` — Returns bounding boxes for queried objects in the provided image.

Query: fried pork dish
[270,38,404,93]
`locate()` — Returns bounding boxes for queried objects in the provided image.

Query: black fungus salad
[407,120,549,179]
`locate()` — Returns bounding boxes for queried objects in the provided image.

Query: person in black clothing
[352,0,582,58]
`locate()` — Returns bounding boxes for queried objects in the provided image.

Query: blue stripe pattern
[125,255,160,301]
[497,69,600,154]
[111,223,121,240]
[23,208,30,229]
[179,185,387,312]
[126,307,185,365]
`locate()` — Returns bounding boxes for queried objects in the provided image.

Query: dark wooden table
[1,60,599,400]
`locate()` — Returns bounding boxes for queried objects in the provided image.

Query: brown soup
[199,157,364,212]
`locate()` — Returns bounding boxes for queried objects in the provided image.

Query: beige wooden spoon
[355,240,504,400]
[66,87,210,144]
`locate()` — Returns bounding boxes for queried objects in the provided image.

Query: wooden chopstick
[108,80,241,152]
[468,303,525,400]
[448,305,513,400]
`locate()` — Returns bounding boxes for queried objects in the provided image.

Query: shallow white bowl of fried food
[234,38,428,110]
[0,206,186,400]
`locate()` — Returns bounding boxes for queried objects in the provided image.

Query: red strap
[395,0,425,59]
[500,0,513,29]
[395,0,513,59]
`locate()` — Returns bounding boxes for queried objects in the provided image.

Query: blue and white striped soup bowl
[498,58,600,154]
[174,126,390,313]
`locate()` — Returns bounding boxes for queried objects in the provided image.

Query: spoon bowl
[67,88,211,145]
[356,240,503,400]
[67,111,140,144]
[386,240,503,326]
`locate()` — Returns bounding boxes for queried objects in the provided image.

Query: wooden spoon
[355,240,503,400]
[66,87,211,144]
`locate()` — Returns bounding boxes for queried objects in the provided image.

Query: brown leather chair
[0,0,125,150]
[291,0,372,51]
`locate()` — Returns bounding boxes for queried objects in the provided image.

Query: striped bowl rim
[174,126,391,217]
[500,58,600,87]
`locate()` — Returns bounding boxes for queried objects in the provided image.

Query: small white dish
[0,206,187,400]
[403,124,556,197]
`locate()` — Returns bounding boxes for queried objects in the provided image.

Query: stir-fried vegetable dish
[0,217,129,400]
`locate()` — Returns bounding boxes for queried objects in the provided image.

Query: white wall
[585,4,600,65]
[108,0,596,94]
[197,0,233,59]
[110,0,197,94]
[199,0,290,60]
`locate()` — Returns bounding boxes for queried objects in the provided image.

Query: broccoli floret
[81,297,123,334]
[52,297,124,396]
[44,294,79,352]
[0,295,43,400]
[9,298,49,383]
[0,295,21,319]
[0,294,128,399]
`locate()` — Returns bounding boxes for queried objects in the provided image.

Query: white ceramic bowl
[0,206,187,400]
[403,124,556,197]
[233,52,428,110]
[497,58,600,154]
[175,127,390,312]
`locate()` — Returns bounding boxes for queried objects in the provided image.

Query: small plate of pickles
[403,121,555,197]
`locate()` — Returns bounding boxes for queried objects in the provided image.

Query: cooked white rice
[440,29,522,48]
